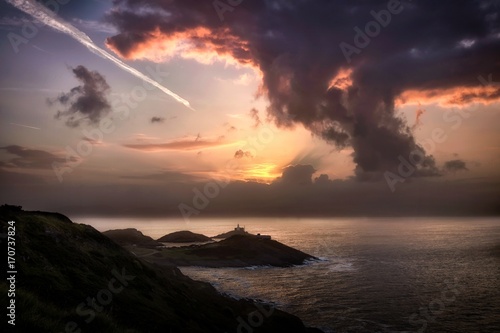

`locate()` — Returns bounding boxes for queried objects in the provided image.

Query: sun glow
[243,163,280,183]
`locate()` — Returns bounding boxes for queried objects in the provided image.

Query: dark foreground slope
[0,205,322,333]
[147,234,316,267]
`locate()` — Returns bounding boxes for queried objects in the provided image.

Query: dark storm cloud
[49,65,111,128]
[275,164,316,186]
[0,145,66,169]
[443,159,469,173]
[150,116,165,124]
[314,174,333,186]
[105,0,500,181]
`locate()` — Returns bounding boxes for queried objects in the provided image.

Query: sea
[77,217,500,333]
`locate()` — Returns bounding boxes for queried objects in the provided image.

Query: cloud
[72,18,118,34]
[274,164,316,186]
[49,65,111,128]
[444,159,469,173]
[233,73,251,85]
[82,137,104,146]
[121,170,203,183]
[6,0,192,109]
[0,16,33,28]
[123,137,235,152]
[150,116,165,124]
[104,0,500,181]
[397,85,500,107]
[411,105,426,131]
[314,174,333,186]
[249,108,262,128]
[0,145,68,169]
[234,149,253,159]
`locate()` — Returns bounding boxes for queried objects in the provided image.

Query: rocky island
[102,224,315,268]
[157,230,212,243]
[141,233,317,268]
[213,223,250,239]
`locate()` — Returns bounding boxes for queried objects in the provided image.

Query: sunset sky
[1,0,499,217]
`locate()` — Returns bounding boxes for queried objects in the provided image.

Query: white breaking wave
[6,0,193,110]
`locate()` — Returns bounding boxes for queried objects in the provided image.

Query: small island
[144,232,316,268]
[158,230,212,243]
[103,225,316,268]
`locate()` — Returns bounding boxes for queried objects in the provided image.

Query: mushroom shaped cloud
[104,0,500,180]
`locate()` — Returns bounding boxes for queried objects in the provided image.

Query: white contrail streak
[6,0,193,110]
[10,122,41,130]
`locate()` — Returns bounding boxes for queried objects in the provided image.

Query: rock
[147,234,318,268]
[157,230,211,243]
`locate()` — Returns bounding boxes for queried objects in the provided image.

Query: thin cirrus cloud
[123,137,239,152]
[0,145,67,169]
[121,170,203,183]
[104,0,500,181]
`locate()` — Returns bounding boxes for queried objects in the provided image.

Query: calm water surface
[78,217,500,333]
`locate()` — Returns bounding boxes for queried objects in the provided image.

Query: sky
[0,0,499,218]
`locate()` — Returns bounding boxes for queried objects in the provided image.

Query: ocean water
[78,217,500,333]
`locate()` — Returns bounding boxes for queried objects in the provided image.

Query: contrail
[6,0,193,110]
[10,122,41,130]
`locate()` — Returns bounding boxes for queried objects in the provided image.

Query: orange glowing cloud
[123,136,241,152]
[397,85,500,107]
[328,68,353,91]
[106,26,257,69]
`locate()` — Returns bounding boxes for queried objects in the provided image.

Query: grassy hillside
[0,205,323,333]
